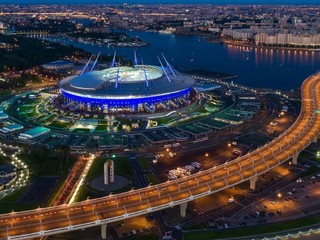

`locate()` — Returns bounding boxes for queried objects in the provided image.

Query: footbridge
[1,73,320,239]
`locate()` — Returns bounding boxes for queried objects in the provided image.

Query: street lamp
[228,143,232,147]
[277,193,282,198]
[205,153,209,157]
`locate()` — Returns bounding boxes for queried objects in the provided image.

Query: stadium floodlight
[111,51,117,68]
[141,58,149,87]
[157,56,171,83]
[134,50,139,68]
[161,53,176,76]
[80,55,93,75]
[90,52,101,72]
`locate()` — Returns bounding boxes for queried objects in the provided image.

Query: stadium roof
[59,65,194,98]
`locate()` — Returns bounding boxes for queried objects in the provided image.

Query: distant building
[84,27,110,33]
[255,32,320,46]
[42,60,74,70]
[0,21,8,31]
[18,127,50,141]
[0,123,24,134]
[222,28,254,41]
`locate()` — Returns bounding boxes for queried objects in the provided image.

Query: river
[44,30,320,90]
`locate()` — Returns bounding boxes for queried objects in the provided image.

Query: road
[0,73,320,240]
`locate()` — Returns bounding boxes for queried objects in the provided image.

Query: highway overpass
[1,73,320,240]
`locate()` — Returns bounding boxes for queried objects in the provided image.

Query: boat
[244,49,252,53]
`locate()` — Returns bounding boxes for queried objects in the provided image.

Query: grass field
[0,203,38,214]
[49,120,69,129]
[146,174,158,185]
[138,156,149,170]
[0,188,26,203]
[18,150,77,177]
[86,156,133,181]
[74,156,133,201]
[183,214,320,240]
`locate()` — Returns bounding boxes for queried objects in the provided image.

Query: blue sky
[0,0,319,4]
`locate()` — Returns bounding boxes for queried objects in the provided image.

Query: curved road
[1,73,320,240]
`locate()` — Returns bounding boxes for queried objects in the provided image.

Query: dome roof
[58,65,195,99]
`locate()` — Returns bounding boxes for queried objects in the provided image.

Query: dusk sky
[0,0,319,4]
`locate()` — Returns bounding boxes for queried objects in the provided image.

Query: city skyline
[0,0,320,4]
[0,2,320,240]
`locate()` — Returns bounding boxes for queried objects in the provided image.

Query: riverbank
[180,68,238,81]
[213,38,320,52]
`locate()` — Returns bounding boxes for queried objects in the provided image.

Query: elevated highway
[1,73,320,240]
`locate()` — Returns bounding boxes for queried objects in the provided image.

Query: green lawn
[0,188,26,203]
[86,156,133,181]
[18,150,77,177]
[183,214,320,240]
[152,117,172,126]
[0,187,37,213]
[49,120,69,129]
[0,155,10,165]
[138,157,149,170]
[95,124,108,131]
[74,156,133,201]
[0,203,38,214]
[146,174,158,185]
[72,128,91,133]
[167,113,210,127]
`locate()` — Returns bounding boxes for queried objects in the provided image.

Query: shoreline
[207,38,320,52]
[118,28,319,52]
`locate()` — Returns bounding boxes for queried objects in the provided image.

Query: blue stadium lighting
[111,51,117,68]
[90,52,100,72]
[58,59,195,113]
[61,88,191,106]
[80,55,93,75]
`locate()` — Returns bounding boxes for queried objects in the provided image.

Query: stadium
[57,55,195,114]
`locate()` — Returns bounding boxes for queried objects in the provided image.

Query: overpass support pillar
[250,176,257,190]
[101,224,107,239]
[180,202,188,217]
[292,152,300,165]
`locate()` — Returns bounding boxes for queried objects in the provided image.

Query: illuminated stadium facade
[58,55,195,114]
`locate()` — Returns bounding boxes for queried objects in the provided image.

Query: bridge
[1,73,320,240]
